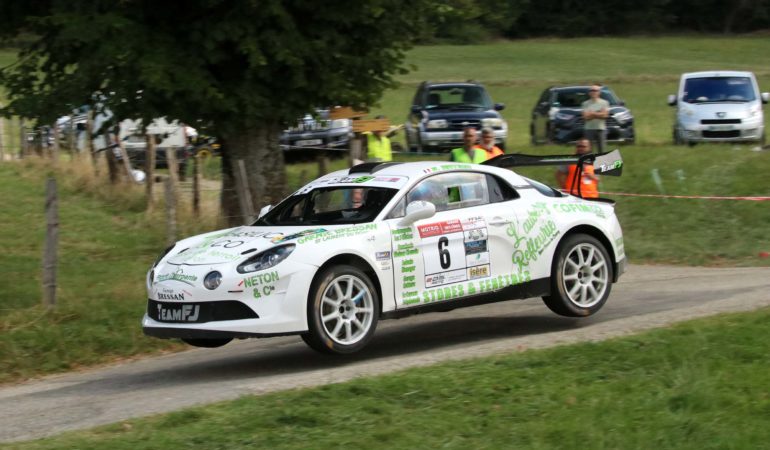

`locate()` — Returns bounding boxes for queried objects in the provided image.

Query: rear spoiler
[483,149,623,197]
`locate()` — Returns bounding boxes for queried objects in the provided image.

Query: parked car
[280,109,352,154]
[667,71,769,146]
[143,152,627,354]
[530,85,635,145]
[405,81,508,152]
[119,118,192,180]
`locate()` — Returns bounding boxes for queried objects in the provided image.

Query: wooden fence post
[0,114,5,162]
[235,159,255,224]
[19,121,27,159]
[116,136,135,183]
[348,135,362,167]
[51,123,60,165]
[164,176,177,246]
[145,134,156,211]
[42,178,59,309]
[317,154,329,177]
[166,145,180,187]
[86,111,99,176]
[192,153,201,217]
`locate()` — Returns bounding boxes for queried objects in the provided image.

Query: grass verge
[5,307,770,449]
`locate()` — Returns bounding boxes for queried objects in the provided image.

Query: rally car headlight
[237,245,295,274]
[481,118,504,128]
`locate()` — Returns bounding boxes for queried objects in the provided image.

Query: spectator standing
[475,127,504,160]
[555,138,599,198]
[581,84,609,153]
[450,127,486,163]
[364,116,393,162]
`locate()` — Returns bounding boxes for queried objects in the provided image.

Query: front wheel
[302,265,379,354]
[542,234,613,317]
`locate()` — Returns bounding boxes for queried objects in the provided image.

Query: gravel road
[1,264,769,443]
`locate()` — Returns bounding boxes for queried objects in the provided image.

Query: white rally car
[143,151,626,354]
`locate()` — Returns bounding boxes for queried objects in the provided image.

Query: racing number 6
[438,237,451,269]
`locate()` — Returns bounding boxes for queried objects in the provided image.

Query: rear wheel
[182,338,232,348]
[542,234,613,317]
[302,265,379,354]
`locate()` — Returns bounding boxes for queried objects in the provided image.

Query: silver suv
[668,71,769,146]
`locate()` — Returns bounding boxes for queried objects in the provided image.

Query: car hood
[554,106,629,115]
[425,109,501,120]
[165,224,376,265]
[680,102,757,119]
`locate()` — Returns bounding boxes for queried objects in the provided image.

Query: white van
[668,71,769,146]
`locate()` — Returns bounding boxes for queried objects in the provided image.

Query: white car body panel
[143,161,626,340]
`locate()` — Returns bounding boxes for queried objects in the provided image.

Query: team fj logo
[155,267,198,286]
[156,304,200,322]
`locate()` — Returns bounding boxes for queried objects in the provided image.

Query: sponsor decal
[419,271,532,304]
[270,228,327,244]
[422,164,472,174]
[467,264,490,280]
[466,251,490,266]
[418,220,462,238]
[157,304,200,322]
[425,268,466,288]
[507,204,560,272]
[373,176,404,182]
[297,223,378,244]
[464,240,487,255]
[155,267,198,286]
[239,271,279,288]
[376,251,391,261]
[553,202,606,218]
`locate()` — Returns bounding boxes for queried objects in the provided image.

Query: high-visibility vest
[564,164,599,198]
[450,147,486,163]
[474,144,504,159]
[366,133,392,162]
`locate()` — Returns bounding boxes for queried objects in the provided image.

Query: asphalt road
[1,264,769,443]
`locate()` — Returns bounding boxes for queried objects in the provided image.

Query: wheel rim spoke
[320,273,375,346]
[562,242,609,308]
[322,311,339,323]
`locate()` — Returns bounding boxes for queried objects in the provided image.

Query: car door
[384,172,519,308]
[531,89,550,140]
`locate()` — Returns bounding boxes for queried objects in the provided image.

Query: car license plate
[295,139,323,146]
[709,125,733,131]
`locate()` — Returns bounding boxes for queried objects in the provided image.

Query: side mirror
[411,105,422,114]
[398,200,436,226]
[619,100,626,106]
[257,204,272,219]
[494,103,505,111]
[667,94,677,106]
[761,92,769,104]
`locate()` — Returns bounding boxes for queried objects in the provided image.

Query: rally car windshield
[254,187,398,226]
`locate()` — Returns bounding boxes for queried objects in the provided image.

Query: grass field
[5,307,769,450]
[1,35,769,385]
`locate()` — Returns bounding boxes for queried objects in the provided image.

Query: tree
[0,1,429,225]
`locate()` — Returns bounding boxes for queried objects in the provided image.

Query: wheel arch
[557,225,620,282]
[311,254,383,315]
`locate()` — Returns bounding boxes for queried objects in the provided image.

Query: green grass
[6,307,770,450]
[0,159,188,383]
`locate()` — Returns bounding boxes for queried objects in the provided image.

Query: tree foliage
[0,1,429,223]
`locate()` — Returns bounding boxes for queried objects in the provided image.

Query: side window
[486,175,519,203]
[406,172,489,213]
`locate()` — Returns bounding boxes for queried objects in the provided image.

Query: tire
[182,338,232,348]
[530,123,539,146]
[302,265,379,354]
[673,128,683,145]
[542,233,613,317]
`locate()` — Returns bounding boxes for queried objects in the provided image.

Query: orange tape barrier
[599,192,770,201]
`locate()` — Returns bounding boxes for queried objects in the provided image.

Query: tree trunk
[220,121,286,227]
